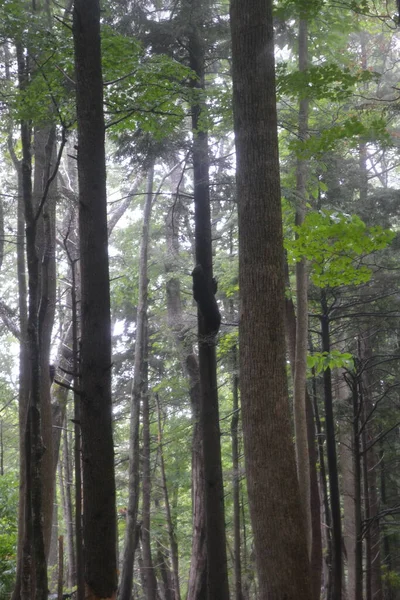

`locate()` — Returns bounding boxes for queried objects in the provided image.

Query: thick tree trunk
[120,166,154,600]
[73,1,117,597]
[230,1,312,597]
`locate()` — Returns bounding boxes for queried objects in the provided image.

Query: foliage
[0,474,18,599]
[286,210,394,287]
[307,350,354,374]
[277,63,378,102]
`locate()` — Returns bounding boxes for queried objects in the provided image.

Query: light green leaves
[285,210,395,287]
[307,350,354,374]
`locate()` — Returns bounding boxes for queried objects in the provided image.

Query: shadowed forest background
[1,0,400,599]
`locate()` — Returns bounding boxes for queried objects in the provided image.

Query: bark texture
[164,169,207,600]
[293,16,312,558]
[230,1,312,597]
[186,1,230,597]
[73,1,117,597]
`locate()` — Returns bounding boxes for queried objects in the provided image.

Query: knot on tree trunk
[192,264,221,333]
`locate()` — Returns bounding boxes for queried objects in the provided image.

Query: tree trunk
[231,351,243,600]
[293,16,312,559]
[156,396,181,600]
[62,418,77,588]
[359,335,383,600]
[33,125,57,558]
[17,42,49,600]
[187,2,229,596]
[230,1,312,597]
[120,165,154,600]
[285,274,322,599]
[164,169,207,600]
[73,1,117,597]
[320,291,343,600]
[11,160,30,600]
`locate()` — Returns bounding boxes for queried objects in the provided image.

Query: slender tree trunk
[339,388,357,600]
[187,3,229,596]
[359,336,383,600]
[294,16,312,560]
[231,352,243,600]
[17,41,48,600]
[12,161,30,600]
[380,444,393,600]
[156,396,181,600]
[285,274,322,599]
[164,170,207,600]
[311,366,332,599]
[120,165,154,600]
[320,291,343,600]
[73,2,117,597]
[33,125,56,558]
[230,1,312,597]
[62,418,76,588]
[57,536,64,600]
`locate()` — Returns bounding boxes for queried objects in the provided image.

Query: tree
[73,1,117,598]
[230,0,312,597]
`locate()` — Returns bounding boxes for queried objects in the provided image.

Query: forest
[0,0,400,599]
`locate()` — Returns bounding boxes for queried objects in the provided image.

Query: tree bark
[293,15,312,560]
[17,42,49,600]
[164,169,207,600]
[62,418,77,588]
[285,272,322,600]
[186,3,229,596]
[359,335,383,600]
[230,1,312,597]
[320,291,343,600]
[231,348,243,600]
[73,1,117,597]
[156,395,181,600]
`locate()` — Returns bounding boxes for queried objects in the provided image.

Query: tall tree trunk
[339,392,357,600]
[359,335,383,600]
[17,42,49,600]
[320,290,343,600]
[62,417,77,589]
[285,273,322,599]
[140,168,157,600]
[156,396,181,600]
[11,160,30,600]
[186,2,229,596]
[230,1,312,597]
[311,364,332,599]
[231,347,243,600]
[337,370,362,600]
[293,16,312,559]
[164,169,207,600]
[73,2,117,597]
[120,166,154,600]
[33,125,56,558]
